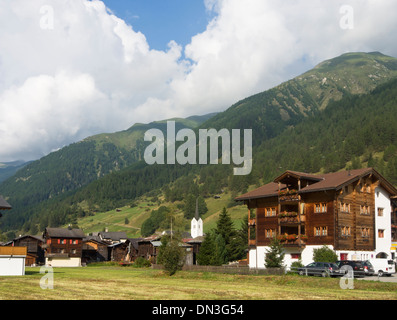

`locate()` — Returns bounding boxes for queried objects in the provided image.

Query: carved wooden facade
[237,168,397,266]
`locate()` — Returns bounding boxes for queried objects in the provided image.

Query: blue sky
[102,0,213,51]
[1,0,397,161]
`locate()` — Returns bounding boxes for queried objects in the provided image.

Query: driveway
[358,274,397,283]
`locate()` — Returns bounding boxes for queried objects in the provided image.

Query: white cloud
[1,0,397,161]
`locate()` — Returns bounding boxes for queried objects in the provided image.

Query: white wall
[45,257,81,267]
[249,246,383,270]
[0,256,25,276]
[375,186,392,258]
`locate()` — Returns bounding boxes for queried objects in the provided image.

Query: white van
[368,259,396,277]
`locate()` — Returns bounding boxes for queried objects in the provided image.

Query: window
[378,229,384,238]
[265,207,277,217]
[291,253,301,260]
[378,208,384,217]
[265,229,276,238]
[340,202,350,213]
[315,226,328,236]
[361,228,370,238]
[341,226,351,237]
[315,203,327,213]
[360,205,370,215]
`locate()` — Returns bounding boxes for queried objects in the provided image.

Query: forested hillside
[0,114,215,231]
[1,52,397,238]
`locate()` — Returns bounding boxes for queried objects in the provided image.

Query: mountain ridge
[1,51,397,237]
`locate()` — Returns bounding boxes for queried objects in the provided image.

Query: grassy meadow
[1,265,397,300]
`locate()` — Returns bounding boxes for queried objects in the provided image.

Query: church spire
[195,196,199,220]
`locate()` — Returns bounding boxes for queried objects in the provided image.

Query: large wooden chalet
[236,168,397,268]
[42,227,85,267]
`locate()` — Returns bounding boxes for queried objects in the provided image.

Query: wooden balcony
[248,219,256,226]
[248,239,256,246]
[277,235,307,248]
[278,213,305,225]
[278,192,300,203]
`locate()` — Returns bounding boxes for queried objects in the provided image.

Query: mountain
[0,161,30,183]
[202,52,397,144]
[1,52,397,236]
[0,113,216,225]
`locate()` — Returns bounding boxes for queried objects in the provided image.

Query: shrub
[313,245,338,263]
[133,257,151,268]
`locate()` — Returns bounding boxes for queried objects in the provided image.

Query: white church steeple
[191,197,203,238]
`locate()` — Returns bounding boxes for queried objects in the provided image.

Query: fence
[152,264,285,275]
[0,246,27,256]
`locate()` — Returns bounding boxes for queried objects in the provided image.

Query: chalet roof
[236,168,397,201]
[127,238,143,250]
[99,231,128,241]
[13,235,44,243]
[299,168,397,195]
[0,196,11,210]
[44,227,85,239]
[235,182,283,201]
[274,170,323,183]
[83,236,109,246]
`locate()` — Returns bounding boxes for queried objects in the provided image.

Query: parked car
[367,259,396,277]
[335,260,365,277]
[362,260,375,276]
[298,262,341,277]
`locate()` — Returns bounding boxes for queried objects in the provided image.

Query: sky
[1,0,397,162]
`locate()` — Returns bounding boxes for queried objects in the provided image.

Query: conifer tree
[264,237,285,268]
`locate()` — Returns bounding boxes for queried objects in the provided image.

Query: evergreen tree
[196,232,215,265]
[215,207,235,246]
[228,215,248,261]
[264,237,285,268]
[212,234,227,265]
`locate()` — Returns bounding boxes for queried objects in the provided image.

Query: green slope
[1,52,397,238]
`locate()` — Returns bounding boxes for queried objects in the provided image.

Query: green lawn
[1,266,397,300]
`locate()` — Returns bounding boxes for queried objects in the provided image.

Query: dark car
[335,260,365,278]
[362,260,375,276]
[298,262,341,277]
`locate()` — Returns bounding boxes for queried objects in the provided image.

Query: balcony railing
[278,190,300,202]
[278,213,305,225]
[277,235,307,247]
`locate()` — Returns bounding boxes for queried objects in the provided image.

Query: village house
[42,227,85,267]
[0,196,27,276]
[236,168,397,269]
[98,230,128,244]
[82,236,109,263]
[5,235,45,266]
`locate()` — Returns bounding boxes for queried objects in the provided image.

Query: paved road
[358,274,397,283]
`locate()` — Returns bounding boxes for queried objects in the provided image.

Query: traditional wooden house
[98,231,128,244]
[42,227,85,267]
[236,168,397,269]
[8,235,45,266]
[82,237,109,263]
[0,197,27,275]
[137,236,161,263]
